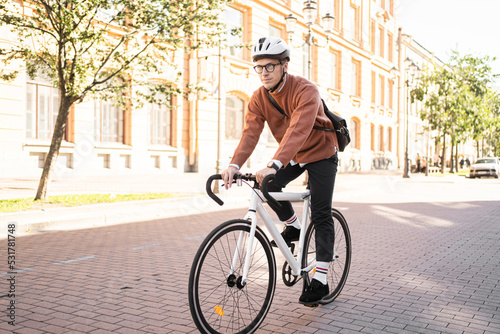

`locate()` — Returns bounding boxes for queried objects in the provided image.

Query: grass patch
[0,193,176,213]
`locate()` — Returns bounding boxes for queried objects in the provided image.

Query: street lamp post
[285,1,334,185]
[285,0,335,81]
[403,57,418,178]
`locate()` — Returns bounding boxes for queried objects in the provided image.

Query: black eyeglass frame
[253,61,283,74]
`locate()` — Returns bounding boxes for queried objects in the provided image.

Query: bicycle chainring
[282,261,299,286]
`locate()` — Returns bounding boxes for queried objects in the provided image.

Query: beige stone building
[0,0,447,181]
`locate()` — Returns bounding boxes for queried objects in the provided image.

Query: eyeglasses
[253,62,282,74]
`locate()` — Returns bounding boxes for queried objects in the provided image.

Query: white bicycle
[188,173,352,334]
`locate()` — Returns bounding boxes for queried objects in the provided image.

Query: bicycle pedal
[300,301,319,308]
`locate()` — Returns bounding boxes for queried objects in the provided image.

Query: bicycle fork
[227,193,260,288]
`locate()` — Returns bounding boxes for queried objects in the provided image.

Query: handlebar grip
[261,174,282,211]
[206,174,224,206]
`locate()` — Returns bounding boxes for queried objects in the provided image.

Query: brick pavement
[1,187,499,333]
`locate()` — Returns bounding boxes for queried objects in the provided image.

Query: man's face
[255,58,288,90]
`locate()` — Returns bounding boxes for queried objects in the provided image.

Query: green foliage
[413,51,500,154]
[0,0,234,200]
[0,0,233,105]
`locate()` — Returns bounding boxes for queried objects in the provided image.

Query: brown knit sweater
[230,74,338,168]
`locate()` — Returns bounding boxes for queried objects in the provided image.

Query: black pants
[268,154,338,262]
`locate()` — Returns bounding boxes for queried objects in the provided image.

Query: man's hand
[256,167,277,185]
[221,166,241,189]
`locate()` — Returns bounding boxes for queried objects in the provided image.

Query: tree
[413,51,499,171]
[0,0,232,200]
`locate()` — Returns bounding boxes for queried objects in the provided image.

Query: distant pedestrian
[416,153,421,173]
[460,158,464,169]
[421,158,427,173]
[434,153,439,167]
[465,157,470,167]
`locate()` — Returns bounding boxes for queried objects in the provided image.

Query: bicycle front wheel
[302,208,351,304]
[188,219,276,334]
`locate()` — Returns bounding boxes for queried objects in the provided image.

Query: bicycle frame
[192,173,351,333]
[236,189,314,285]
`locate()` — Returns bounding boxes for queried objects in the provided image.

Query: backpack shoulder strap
[267,91,289,118]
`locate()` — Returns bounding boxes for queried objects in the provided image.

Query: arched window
[226,96,244,139]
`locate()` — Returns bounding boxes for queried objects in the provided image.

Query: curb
[0,191,251,239]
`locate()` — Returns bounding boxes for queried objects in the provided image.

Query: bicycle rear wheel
[302,208,351,304]
[188,219,276,334]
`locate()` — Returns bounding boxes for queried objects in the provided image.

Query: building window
[371,71,376,103]
[386,127,392,151]
[269,24,282,38]
[378,26,384,58]
[330,50,340,90]
[302,43,309,79]
[349,3,360,41]
[148,99,172,146]
[320,0,339,30]
[370,123,375,151]
[387,32,393,61]
[225,6,244,59]
[370,20,376,53]
[94,100,124,143]
[350,118,360,149]
[379,74,385,106]
[387,78,393,109]
[378,125,384,151]
[26,82,60,140]
[386,0,393,15]
[226,96,244,139]
[351,59,361,97]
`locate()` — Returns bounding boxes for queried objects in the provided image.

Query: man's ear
[283,61,289,72]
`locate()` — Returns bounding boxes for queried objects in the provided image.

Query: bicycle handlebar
[205,173,282,210]
[261,174,282,211]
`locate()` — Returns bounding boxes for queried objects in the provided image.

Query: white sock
[284,214,300,229]
[313,261,329,285]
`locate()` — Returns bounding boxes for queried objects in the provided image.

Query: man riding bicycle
[221,36,339,305]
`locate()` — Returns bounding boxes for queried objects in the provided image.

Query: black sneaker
[270,225,300,247]
[299,279,329,307]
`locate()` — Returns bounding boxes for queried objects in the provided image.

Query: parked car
[469,157,500,178]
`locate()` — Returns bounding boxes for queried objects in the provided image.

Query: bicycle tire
[188,219,276,334]
[302,208,351,304]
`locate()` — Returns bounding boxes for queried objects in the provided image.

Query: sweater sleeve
[272,85,322,165]
[229,98,266,168]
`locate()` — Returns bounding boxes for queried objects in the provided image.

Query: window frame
[351,59,362,97]
[225,5,247,60]
[25,80,63,141]
[148,98,173,146]
[330,49,341,90]
[93,99,125,144]
[225,95,245,140]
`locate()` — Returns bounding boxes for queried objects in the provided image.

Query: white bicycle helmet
[251,36,291,62]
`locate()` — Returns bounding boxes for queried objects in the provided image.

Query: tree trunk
[450,137,454,174]
[455,144,459,173]
[35,97,73,200]
[441,132,446,174]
